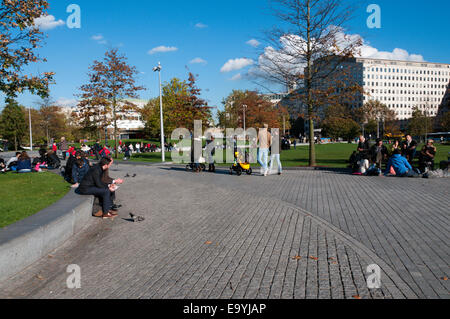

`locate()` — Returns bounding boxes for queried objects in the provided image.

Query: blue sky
[3,0,450,118]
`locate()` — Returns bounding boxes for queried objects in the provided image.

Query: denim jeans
[258,148,269,171]
[269,154,282,173]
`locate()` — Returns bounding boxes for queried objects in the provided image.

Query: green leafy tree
[322,104,360,141]
[0,99,27,150]
[439,111,450,132]
[408,108,433,142]
[141,73,212,137]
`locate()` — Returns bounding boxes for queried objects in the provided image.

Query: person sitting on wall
[71,156,90,188]
[75,157,117,219]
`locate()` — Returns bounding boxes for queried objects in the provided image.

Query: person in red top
[52,143,57,152]
[67,146,76,157]
[99,146,111,158]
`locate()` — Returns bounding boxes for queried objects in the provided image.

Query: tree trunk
[113,98,118,159]
[306,0,316,167]
[14,134,17,151]
[309,116,315,166]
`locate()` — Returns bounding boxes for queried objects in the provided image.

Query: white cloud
[230,73,242,81]
[91,34,104,41]
[195,22,208,29]
[55,97,77,108]
[91,34,109,45]
[190,57,207,64]
[246,39,260,48]
[252,28,425,81]
[148,46,178,55]
[33,15,65,30]
[220,58,254,73]
[359,46,424,62]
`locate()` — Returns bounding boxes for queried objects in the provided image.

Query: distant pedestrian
[257,123,271,176]
[59,137,68,160]
[93,140,102,160]
[269,129,282,175]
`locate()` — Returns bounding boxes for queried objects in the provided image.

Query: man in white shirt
[6,152,21,169]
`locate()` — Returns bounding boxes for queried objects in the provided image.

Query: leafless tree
[253,0,362,165]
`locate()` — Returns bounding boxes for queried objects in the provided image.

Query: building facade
[356,57,450,120]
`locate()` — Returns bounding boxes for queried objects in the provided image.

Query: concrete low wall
[0,190,94,282]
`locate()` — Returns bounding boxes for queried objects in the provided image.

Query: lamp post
[242,104,247,132]
[153,62,165,162]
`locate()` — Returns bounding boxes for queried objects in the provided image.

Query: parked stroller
[230,150,252,176]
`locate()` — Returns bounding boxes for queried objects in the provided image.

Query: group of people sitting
[350,134,439,177]
[0,149,61,173]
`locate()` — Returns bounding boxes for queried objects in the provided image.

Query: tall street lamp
[242,104,247,132]
[153,62,165,162]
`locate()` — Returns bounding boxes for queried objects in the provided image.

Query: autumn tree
[77,49,144,158]
[0,0,54,99]
[34,97,67,145]
[176,73,213,131]
[253,0,362,166]
[0,98,27,150]
[218,90,287,130]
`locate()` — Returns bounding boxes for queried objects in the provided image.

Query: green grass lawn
[115,142,450,169]
[0,172,70,228]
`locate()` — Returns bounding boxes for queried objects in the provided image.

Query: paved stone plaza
[0,163,449,299]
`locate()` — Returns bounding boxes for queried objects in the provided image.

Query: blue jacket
[17,159,31,171]
[385,154,412,176]
[72,159,90,183]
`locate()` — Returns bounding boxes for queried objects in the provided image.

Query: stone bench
[0,190,94,282]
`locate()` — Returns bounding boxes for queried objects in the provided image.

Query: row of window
[364,81,447,90]
[363,66,449,76]
[365,74,449,83]
[366,89,445,97]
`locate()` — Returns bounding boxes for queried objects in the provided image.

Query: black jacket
[77,164,108,193]
[370,144,388,162]
[357,140,370,159]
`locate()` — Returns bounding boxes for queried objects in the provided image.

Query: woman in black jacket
[75,157,116,219]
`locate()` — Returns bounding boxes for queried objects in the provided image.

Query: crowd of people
[0,149,61,174]
[349,134,441,177]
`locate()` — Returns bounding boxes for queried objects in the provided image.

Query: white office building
[347,57,450,120]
